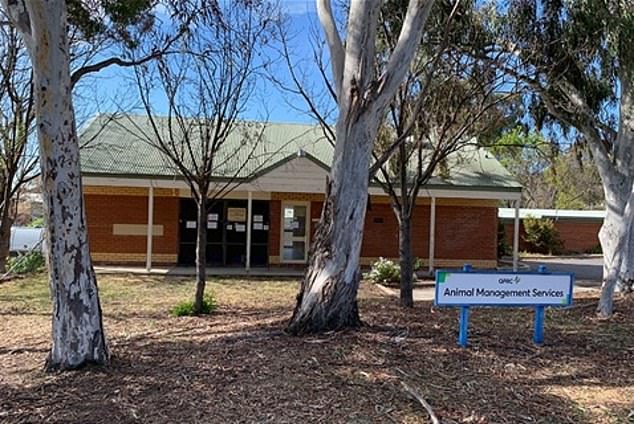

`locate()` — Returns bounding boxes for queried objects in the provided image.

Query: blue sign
[434,264,574,347]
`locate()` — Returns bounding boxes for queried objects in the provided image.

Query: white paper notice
[283,231,293,247]
[263,224,269,230]
[186,221,196,229]
[253,223,263,230]
[208,213,219,221]
[207,221,217,229]
[254,215,263,222]
[235,224,246,232]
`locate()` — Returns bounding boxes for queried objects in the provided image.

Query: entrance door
[281,203,309,263]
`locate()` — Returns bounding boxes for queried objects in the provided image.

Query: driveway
[522,256,602,287]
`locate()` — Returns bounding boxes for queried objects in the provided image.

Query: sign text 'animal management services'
[435,271,573,306]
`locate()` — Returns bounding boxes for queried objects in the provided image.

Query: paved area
[94,266,304,277]
[522,256,602,285]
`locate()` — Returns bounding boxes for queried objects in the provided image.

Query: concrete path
[522,256,602,286]
[94,265,304,278]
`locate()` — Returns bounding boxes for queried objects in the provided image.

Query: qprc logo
[498,275,521,285]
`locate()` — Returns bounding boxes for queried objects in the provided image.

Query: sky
[74,0,329,127]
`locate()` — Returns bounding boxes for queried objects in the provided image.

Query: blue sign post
[435,264,574,347]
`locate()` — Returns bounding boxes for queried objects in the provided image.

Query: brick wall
[435,205,497,260]
[504,220,602,254]
[274,194,498,266]
[556,221,602,253]
[85,187,500,267]
[85,193,179,264]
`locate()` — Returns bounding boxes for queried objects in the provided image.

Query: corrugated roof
[79,114,521,191]
[498,208,606,220]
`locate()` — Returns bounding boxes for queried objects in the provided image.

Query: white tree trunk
[287,113,380,333]
[597,186,634,316]
[287,0,434,333]
[593,71,634,317]
[2,0,108,369]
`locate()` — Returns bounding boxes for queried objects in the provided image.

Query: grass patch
[170,293,217,316]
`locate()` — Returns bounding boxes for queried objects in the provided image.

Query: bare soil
[1,274,633,423]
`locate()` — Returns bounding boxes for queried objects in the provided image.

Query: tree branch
[71,52,165,87]
[316,0,344,97]
[374,0,436,109]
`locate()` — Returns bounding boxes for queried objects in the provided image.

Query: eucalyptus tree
[287,0,436,334]
[127,0,277,314]
[496,0,634,316]
[0,0,197,370]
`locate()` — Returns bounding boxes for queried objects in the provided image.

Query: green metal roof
[79,114,521,192]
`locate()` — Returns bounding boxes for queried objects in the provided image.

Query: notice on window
[186,221,196,229]
[226,224,233,230]
[235,224,246,232]
[283,231,293,247]
[228,208,246,222]
[207,221,217,229]
[253,215,263,222]
[208,213,219,221]
[253,223,263,230]
[263,224,269,231]
[284,208,294,219]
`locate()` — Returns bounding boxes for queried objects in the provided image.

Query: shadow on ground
[1,287,633,423]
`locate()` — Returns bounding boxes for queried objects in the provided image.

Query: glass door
[281,203,309,262]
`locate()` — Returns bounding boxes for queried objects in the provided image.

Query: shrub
[364,257,400,284]
[413,257,424,271]
[28,217,44,228]
[522,216,563,255]
[497,222,511,258]
[7,251,45,274]
[170,292,217,317]
[587,244,602,254]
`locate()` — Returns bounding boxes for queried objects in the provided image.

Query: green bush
[170,292,217,316]
[7,251,45,274]
[522,216,563,255]
[587,244,602,254]
[28,217,44,228]
[364,257,400,284]
[413,257,424,271]
[497,222,511,257]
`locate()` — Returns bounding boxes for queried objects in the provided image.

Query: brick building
[80,115,522,270]
[499,208,604,254]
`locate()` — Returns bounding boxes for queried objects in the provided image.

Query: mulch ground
[0,274,633,423]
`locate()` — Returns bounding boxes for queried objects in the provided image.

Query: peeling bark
[595,72,634,317]
[287,0,434,334]
[287,116,378,334]
[3,0,108,369]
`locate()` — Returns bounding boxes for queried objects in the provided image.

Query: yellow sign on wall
[227,208,247,222]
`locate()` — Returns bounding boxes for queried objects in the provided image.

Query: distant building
[498,208,604,254]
